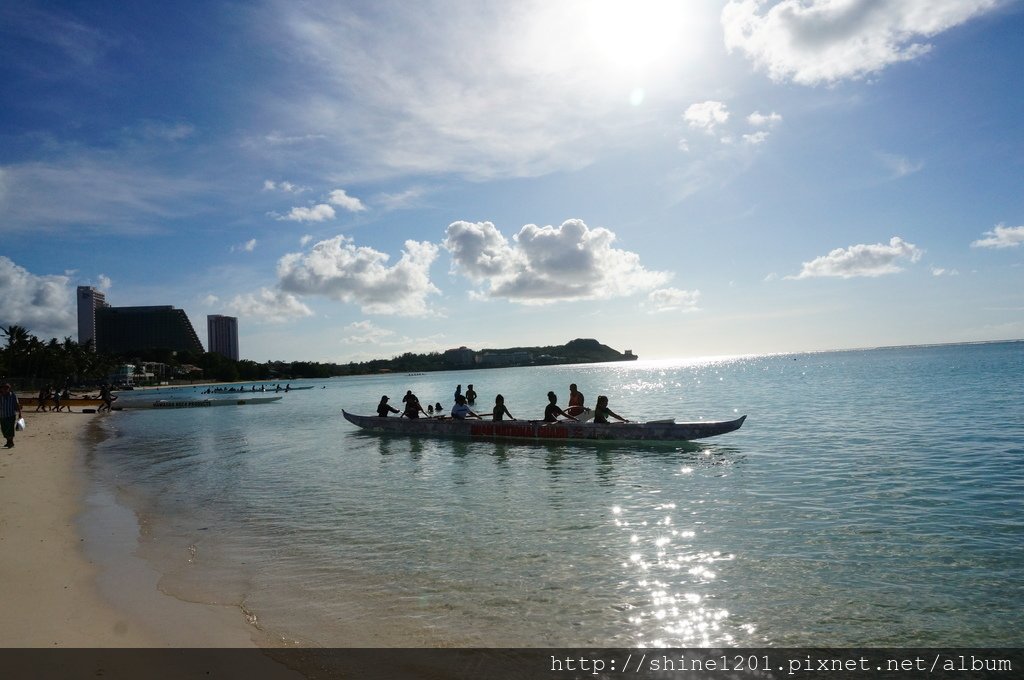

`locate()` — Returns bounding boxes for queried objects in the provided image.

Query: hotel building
[207,314,240,361]
[76,286,108,350]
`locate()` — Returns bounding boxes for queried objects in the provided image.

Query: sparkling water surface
[86,342,1024,647]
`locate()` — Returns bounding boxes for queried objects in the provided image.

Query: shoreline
[0,410,292,653]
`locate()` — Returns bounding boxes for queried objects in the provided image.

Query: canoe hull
[22,397,104,407]
[342,410,745,443]
[124,396,284,409]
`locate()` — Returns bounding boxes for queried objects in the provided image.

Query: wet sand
[0,409,297,661]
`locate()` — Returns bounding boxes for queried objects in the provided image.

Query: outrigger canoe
[342,410,746,443]
[21,397,104,408]
[122,396,283,409]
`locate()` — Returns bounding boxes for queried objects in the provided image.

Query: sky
[2,0,1023,362]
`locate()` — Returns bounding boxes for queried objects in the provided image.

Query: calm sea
[82,342,1024,647]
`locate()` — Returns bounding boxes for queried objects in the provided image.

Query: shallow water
[85,342,1024,646]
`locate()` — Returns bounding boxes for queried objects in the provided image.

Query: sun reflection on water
[612,503,745,647]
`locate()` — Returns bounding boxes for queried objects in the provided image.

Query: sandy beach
[0,409,298,661]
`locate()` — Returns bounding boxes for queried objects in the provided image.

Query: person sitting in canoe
[544,391,578,422]
[593,395,629,424]
[450,394,481,419]
[566,383,587,417]
[376,395,400,417]
[491,394,516,421]
[401,393,429,419]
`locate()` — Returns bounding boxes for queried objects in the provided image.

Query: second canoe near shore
[121,396,284,409]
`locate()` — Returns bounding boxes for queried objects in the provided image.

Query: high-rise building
[207,314,239,361]
[77,286,108,350]
[95,306,204,355]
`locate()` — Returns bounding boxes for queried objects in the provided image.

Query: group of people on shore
[375,382,629,424]
[33,384,73,413]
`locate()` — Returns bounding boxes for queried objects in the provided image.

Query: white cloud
[790,236,923,279]
[228,288,314,323]
[971,224,1024,249]
[879,153,924,178]
[646,288,702,313]
[328,189,367,212]
[0,257,76,338]
[376,187,427,211]
[96,274,112,291]
[202,294,220,307]
[722,0,1000,85]
[930,266,959,277]
[277,236,441,316]
[443,219,672,303]
[340,320,397,344]
[231,238,258,253]
[0,157,209,234]
[442,221,524,281]
[684,101,730,133]
[278,204,336,223]
[263,180,308,193]
[262,1,716,180]
[300,234,314,247]
[683,101,781,149]
[747,110,783,127]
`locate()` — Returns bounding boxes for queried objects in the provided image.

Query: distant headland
[434,338,637,370]
[356,338,637,375]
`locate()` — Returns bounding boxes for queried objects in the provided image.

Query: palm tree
[2,325,32,383]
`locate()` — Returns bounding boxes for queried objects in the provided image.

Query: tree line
[1,325,460,389]
[2,326,630,390]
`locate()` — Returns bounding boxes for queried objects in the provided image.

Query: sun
[517,0,712,101]
[579,0,693,74]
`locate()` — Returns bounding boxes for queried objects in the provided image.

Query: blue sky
[2,0,1022,362]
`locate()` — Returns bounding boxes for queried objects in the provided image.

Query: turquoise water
[85,342,1024,647]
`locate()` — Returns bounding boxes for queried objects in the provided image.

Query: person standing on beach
[35,385,50,412]
[0,383,23,449]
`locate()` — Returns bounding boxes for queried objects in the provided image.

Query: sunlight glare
[580,0,690,73]
[520,0,707,101]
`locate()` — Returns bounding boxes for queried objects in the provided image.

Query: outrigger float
[342,410,746,444]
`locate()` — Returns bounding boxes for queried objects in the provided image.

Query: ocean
[82,341,1023,647]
